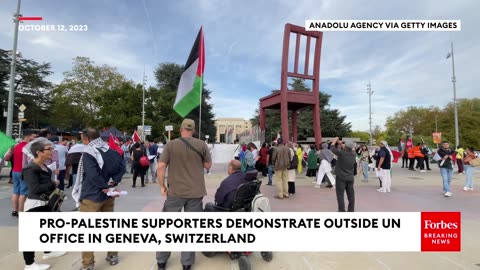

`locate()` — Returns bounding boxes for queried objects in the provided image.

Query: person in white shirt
[51,136,68,191]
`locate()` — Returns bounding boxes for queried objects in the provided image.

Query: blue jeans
[440,167,453,193]
[268,165,273,185]
[13,172,28,195]
[464,165,474,188]
[361,161,369,181]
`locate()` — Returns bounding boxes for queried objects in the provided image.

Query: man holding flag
[157,26,206,270]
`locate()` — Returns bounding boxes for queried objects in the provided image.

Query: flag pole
[199,79,202,139]
[198,26,204,140]
[142,65,146,142]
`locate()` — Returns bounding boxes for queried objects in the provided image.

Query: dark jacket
[149,144,159,161]
[22,162,56,201]
[330,145,356,181]
[80,149,126,202]
[215,171,247,208]
[437,148,455,170]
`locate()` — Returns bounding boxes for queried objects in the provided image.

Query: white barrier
[209,141,261,163]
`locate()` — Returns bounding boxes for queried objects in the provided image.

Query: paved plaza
[0,162,479,270]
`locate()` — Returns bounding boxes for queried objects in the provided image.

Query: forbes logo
[424,220,459,230]
[421,212,461,252]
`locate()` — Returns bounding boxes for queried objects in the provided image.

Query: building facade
[215,118,252,143]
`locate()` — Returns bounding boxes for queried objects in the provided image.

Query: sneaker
[79,265,94,270]
[420,170,426,173]
[377,188,386,192]
[12,211,18,217]
[42,251,67,260]
[24,263,50,270]
[105,255,119,265]
[444,192,452,197]
[469,187,474,191]
[463,187,469,191]
[314,184,321,189]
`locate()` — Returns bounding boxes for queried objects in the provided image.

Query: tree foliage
[0,50,53,130]
[251,78,351,141]
[384,99,480,149]
[152,62,216,141]
[50,57,127,129]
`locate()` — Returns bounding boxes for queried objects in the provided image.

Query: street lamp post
[435,115,438,144]
[447,42,459,148]
[6,0,22,137]
[142,66,146,142]
[367,81,374,147]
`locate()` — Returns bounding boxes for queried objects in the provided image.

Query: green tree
[384,99,480,149]
[50,57,126,128]
[151,62,216,140]
[0,50,53,130]
[251,78,351,141]
[348,131,370,142]
[96,82,143,132]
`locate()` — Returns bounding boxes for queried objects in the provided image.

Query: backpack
[251,193,271,212]
[289,152,298,170]
[140,155,150,167]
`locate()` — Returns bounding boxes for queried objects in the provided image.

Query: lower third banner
[18,212,460,252]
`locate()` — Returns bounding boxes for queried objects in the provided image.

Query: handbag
[139,155,150,167]
[470,158,480,167]
[47,188,66,212]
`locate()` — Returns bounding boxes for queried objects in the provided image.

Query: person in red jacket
[258,142,269,177]
[11,130,37,217]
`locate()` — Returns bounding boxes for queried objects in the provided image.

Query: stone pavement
[0,162,479,270]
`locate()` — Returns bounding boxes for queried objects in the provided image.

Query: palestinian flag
[174,27,205,117]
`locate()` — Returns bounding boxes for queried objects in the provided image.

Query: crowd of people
[233,136,478,205]
[1,120,478,270]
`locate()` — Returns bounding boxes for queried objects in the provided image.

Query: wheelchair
[202,170,273,270]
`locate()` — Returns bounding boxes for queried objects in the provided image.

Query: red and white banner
[19,212,460,252]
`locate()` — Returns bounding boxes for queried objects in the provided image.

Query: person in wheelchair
[204,160,254,212]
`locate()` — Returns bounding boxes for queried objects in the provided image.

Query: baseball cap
[344,140,355,149]
[181,119,195,131]
[49,136,59,143]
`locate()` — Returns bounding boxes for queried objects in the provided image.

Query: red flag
[133,130,141,143]
[114,135,120,144]
[391,150,401,163]
[109,134,123,156]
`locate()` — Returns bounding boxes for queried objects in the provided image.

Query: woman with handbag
[131,142,148,187]
[463,147,476,191]
[21,140,66,270]
[357,145,370,182]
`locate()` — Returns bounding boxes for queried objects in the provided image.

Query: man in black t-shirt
[376,141,392,193]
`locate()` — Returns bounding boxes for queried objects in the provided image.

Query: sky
[0,0,478,132]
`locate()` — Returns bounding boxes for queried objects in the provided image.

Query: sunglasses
[43,147,53,151]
